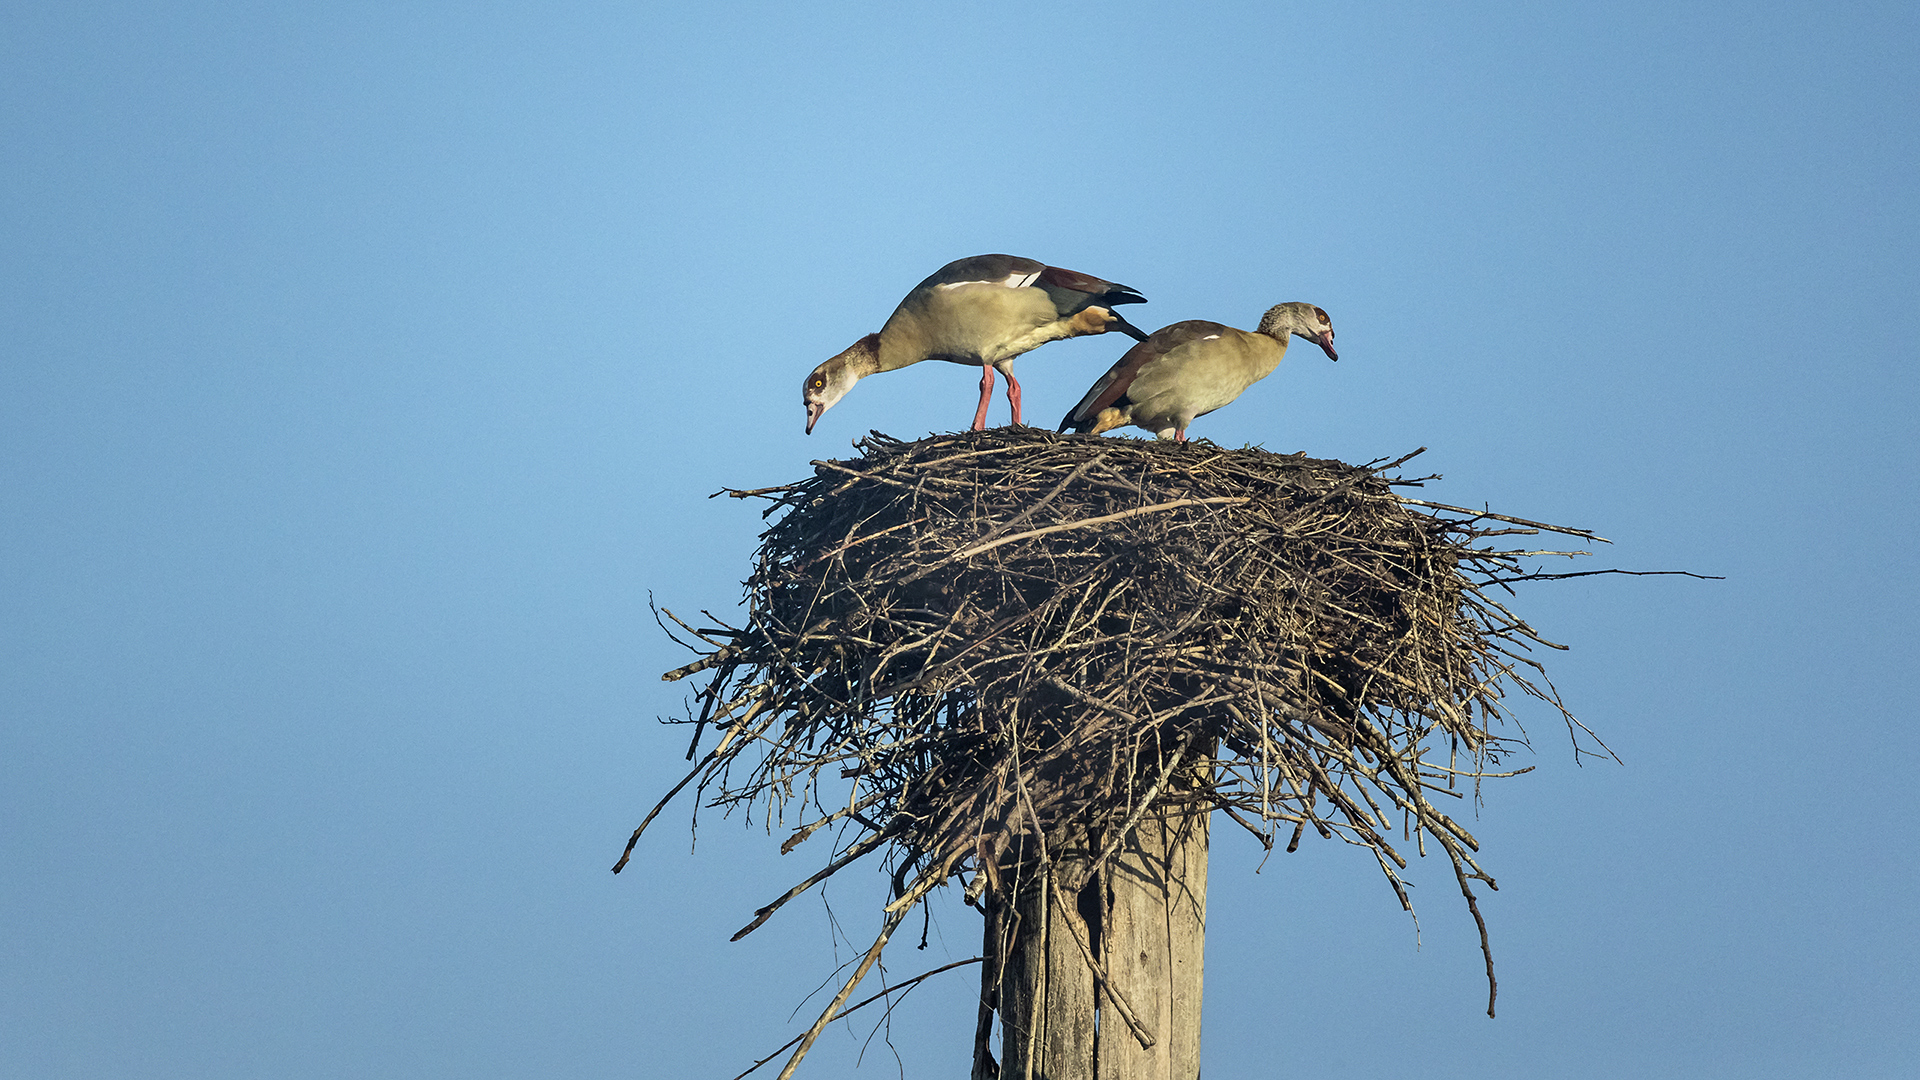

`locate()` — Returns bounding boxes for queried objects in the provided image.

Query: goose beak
[805,401,825,434]
[1314,330,1338,362]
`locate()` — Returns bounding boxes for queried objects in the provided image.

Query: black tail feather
[1103,285,1147,307]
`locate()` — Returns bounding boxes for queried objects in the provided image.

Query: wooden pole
[995,851,1098,1080]
[1099,806,1207,1080]
[988,804,1209,1080]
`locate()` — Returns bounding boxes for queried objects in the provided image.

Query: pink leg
[1174,429,1188,443]
[1002,367,1023,426]
[971,366,995,431]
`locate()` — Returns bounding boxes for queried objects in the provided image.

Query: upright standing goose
[1059,302,1337,441]
[803,254,1150,434]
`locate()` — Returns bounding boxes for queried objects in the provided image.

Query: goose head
[1256,302,1338,361]
[803,333,879,434]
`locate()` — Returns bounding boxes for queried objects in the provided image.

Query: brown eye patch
[1314,307,1330,325]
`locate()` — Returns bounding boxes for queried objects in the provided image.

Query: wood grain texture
[992,807,1208,1080]
[1100,808,1207,1080]
[998,856,1098,1080]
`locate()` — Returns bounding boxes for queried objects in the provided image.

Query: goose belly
[1126,335,1281,429]
[883,283,1060,366]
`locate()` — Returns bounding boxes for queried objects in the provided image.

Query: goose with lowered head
[803,254,1150,434]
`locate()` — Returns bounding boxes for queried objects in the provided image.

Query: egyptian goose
[1058,302,1337,441]
[803,254,1149,434]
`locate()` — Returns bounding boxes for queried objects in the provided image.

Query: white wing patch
[935,270,1042,291]
[1202,334,1221,340]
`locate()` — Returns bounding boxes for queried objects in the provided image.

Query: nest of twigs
[619,427,1611,1047]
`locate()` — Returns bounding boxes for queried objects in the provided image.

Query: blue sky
[3,2,1915,1077]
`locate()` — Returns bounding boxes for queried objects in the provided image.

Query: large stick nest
[621,427,1609,1019]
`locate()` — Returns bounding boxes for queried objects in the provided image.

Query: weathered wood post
[985,772,1209,1080]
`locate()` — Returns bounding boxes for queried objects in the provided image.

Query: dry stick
[782,789,893,854]
[730,957,984,1080]
[731,830,892,940]
[810,458,921,492]
[1044,676,1147,725]
[1220,804,1280,849]
[610,751,710,873]
[1449,848,1499,1018]
[910,443,1060,471]
[1369,742,1482,850]
[1398,497,1609,543]
[773,905,912,1080]
[950,496,1251,561]
[657,604,735,652]
[800,514,931,569]
[660,646,736,684]
[971,453,1109,545]
[716,482,802,500]
[1489,567,1724,582]
[1365,446,1429,473]
[1089,727,1202,880]
[610,694,774,873]
[882,858,957,915]
[1251,681,1275,824]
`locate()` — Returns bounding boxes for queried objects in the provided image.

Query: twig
[1488,568,1724,582]
[610,693,773,872]
[950,496,1250,560]
[715,483,802,500]
[1090,728,1202,879]
[732,831,891,940]
[730,957,983,1080]
[1398,498,1609,543]
[773,906,911,1080]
